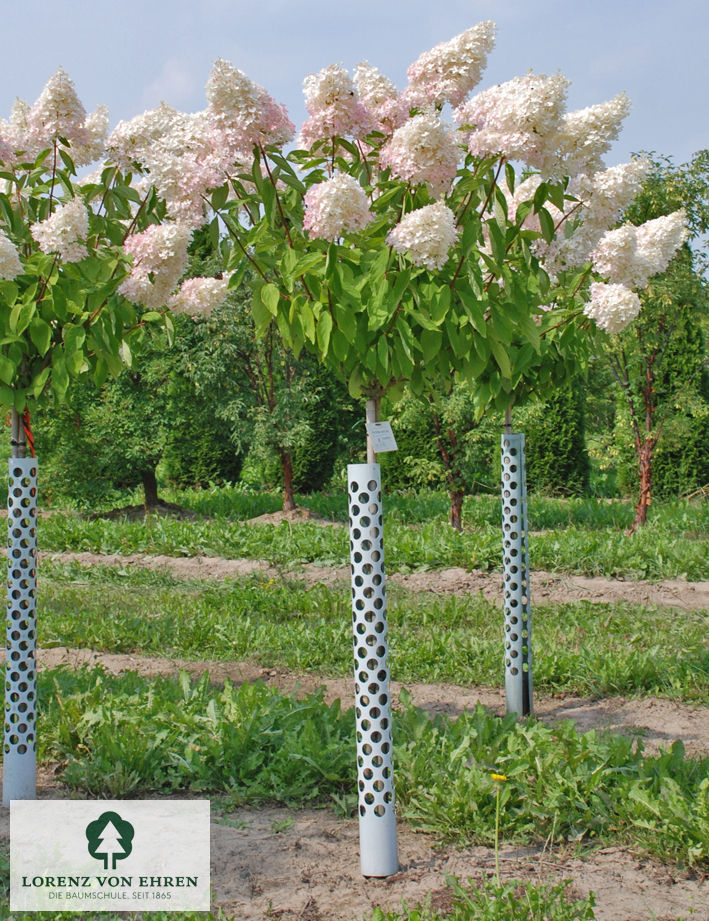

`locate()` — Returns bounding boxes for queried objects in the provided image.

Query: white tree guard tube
[500,434,533,717]
[3,457,38,804]
[348,463,398,877]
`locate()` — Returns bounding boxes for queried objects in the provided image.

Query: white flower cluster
[353,61,407,133]
[206,58,294,148]
[405,21,497,107]
[109,103,245,226]
[107,102,179,169]
[299,64,371,146]
[379,112,460,198]
[72,105,110,167]
[0,229,22,279]
[0,71,109,167]
[387,202,459,270]
[303,173,373,241]
[27,67,90,149]
[168,275,231,319]
[30,197,89,263]
[119,222,192,309]
[456,72,570,170]
[592,210,688,288]
[541,159,651,273]
[584,282,642,334]
[552,93,631,178]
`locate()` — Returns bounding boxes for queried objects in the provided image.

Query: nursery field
[1,487,708,921]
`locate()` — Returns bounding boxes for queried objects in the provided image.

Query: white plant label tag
[366,421,398,453]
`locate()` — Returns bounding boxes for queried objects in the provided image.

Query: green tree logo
[85,811,135,870]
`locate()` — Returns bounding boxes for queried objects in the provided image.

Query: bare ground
[31,646,709,759]
[17,550,709,918]
[41,550,709,611]
[1,772,707,921]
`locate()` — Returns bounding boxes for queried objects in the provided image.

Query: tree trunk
[449,489,464,531]
[280,451,296,512]
[628,439,653,534]
[142,468,160,509]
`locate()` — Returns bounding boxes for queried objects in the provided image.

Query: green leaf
[29,318,52,356]
[51,352,69,399]
[331,328,350,361]
[487,219,505,265]
[260,283,280,316]
[333,302,357,344]
[377,335,389,372]
[533,182,549,212]
[316,310,333,356]
[538,208,556,244]
[211,184,229,211]
[252,293,272,336]
[489,337,512,378]
[300,301,315,343]
[547,181,566,213]
[31,366,51,398]
[505,162,516,193]
[421,328,442,363]
[0,354,16,385]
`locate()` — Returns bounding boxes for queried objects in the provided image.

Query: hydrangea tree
[0,70,232,805]
[120,20,687,875]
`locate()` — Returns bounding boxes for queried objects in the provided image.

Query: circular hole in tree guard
[348,465,395,826]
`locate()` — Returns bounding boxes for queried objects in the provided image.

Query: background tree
[602,153,709,531]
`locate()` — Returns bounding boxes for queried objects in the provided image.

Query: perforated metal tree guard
[3,457,38,804]
[501,434,533,717]
[348,463,398,877]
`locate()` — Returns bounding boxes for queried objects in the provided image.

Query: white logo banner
[11,800,210,911]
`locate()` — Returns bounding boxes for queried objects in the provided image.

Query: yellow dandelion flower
[491,773,507,782]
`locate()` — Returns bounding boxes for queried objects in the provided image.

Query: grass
[37,562,709,702]
[28,667,709,869]
[159,484,709,534]
[37,500,709,580]
[369,878,597,921]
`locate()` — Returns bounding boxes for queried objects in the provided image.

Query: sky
[0,0,706,167]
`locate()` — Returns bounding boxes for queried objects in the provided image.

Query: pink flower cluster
[584,282,641,334]
[303,173,372,241]
[0,69,109,167]
[30,197,89,263]
[387,202,459,270]
[405,21,496,108]
[108,104,243,226]
[379,113,460,198]
[353,62,408,134]
[169,275,231,319]
[206,59,294,150]
[455,72,569,170]
[119,222,192,309]
[0,229,22,279]
[298,65,371,147]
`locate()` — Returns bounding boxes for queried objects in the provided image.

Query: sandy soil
[16,548,709,918]
[0,777,706,921]
[42,550,709,611]
[31,647,709,759]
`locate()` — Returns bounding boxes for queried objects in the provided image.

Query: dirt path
[34,647,709,757]
[0,785,706,921]
[42,550,709,611]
